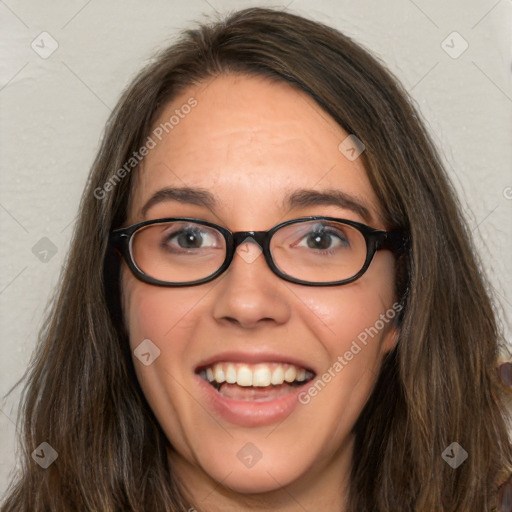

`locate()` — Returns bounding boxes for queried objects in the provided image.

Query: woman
[2,7,511,512]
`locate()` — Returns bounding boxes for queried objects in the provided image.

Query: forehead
[129,74,384,227]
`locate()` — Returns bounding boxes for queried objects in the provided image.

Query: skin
[121,74,398,512]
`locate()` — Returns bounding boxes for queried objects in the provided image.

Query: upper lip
[194,351,317,375]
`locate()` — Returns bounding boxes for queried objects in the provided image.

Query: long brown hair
[2,7,511,511]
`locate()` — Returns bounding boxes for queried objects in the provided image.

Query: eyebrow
[140,186,372,223]
[141,187,216,217]
[284,189,373,223]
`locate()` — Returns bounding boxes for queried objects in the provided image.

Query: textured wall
[1,0,511,497]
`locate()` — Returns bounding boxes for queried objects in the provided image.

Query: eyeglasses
[109,216,407,287]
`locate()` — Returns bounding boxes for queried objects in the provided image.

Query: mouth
[196,362,316,402]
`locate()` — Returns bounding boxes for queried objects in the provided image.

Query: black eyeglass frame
[109,216,407,287]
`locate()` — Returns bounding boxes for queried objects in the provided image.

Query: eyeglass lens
[130,219,368,284]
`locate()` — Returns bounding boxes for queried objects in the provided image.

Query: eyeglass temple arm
[109,231,130,250]
[380,230,409,254]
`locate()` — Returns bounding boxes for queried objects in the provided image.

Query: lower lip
[195,375,310,427]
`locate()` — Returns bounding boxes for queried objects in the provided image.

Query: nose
[211,239,291,329]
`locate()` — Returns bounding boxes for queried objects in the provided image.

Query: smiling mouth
[197,362,315,401]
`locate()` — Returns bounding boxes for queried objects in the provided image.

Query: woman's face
[122,74,398,504]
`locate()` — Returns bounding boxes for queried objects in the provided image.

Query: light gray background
[1,0,511,498]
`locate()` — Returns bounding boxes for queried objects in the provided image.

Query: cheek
[294,250,397,345]
[121,268,195,403]
[124,287,174,345]
[122,275,213,419]
[122,267,206,347]
[293,251,397,412]
[121,270,210,455]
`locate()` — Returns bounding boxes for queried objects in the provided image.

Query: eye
[295,224,350,251]
[162,224,221,251]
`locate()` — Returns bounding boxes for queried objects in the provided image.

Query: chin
[214,462,301,494]
[194,441,314,495]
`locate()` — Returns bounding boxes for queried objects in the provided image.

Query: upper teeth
[200,362,313,387]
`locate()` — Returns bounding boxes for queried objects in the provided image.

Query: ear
[381,291,406,354]
[381,325,399,354]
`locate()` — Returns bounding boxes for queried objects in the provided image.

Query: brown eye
[159,224,222,252]
[303,227,349,250]
[166,228,204,249]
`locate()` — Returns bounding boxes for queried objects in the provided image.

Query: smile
[198,362,315,389]
[195,360,316,426]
